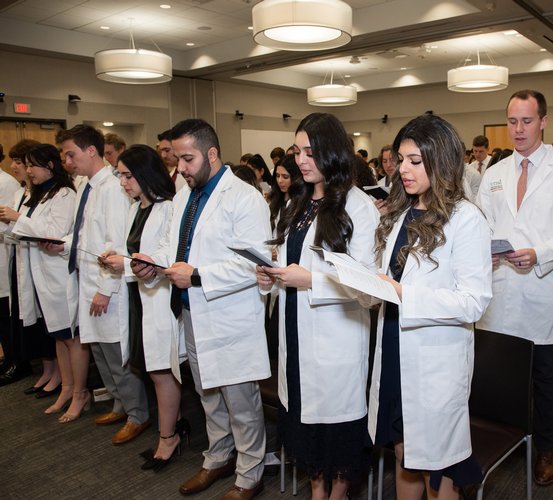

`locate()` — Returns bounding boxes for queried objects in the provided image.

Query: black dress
[278,199,371,484]
[126,204,153,373]
[374,207,482,491]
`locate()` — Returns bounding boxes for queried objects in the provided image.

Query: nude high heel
[58,390,92,424]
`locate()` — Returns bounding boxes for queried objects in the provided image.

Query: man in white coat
[57,125,150,443]
[158,129,187,192]
[134,119,271,500]
[476,89,553,486]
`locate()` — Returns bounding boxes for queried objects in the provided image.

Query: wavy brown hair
[270,113,353,253]
[374,114,466,268]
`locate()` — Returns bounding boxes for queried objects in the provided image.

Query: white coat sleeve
[401,206,493,327]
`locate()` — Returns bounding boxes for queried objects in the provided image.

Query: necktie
[477,161,483,173]
[68,183,91,273]
[517,158,529,210]
[170,190,202,318]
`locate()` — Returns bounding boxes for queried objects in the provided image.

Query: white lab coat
[5,188,41,326]
[12,187,75,333]
[66,167,130,343]
[476,144,553,345]
[368,200,492,470]
[275,187,380,424]
[153,167,271,390]
[0,171,20,299]
[118,200,185,381]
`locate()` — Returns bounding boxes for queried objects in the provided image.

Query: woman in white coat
[257,113,380,500]
[370,114,493,499]
[102,145,186,472]
[6,144,91,422]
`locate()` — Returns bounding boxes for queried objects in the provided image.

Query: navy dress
[374,207,482,491]
[278,199,371,484]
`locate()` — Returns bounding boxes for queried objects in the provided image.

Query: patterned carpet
[0,367,550,499]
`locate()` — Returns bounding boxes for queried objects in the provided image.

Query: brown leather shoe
[178,460,235,495]
[111,420,151,445]
[95,411,126,425]
[535,451,553,486]
[220,481,264,500]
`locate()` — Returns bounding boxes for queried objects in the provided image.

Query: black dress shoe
[35,384,61,399]
[23,383,47,395]
[0,363,33,387]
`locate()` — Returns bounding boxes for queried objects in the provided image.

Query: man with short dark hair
[157,129,186,191]
[134,119,271,499]
[270,146,285,167]
[469,134,491,175]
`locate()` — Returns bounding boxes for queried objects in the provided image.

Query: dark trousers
[533,344,553,451]
[0,297,11,364]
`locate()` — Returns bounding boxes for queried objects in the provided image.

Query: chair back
[469,328,533,433]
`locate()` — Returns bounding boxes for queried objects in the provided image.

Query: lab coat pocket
[419,343,468,411]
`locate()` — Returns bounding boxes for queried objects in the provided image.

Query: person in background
[460,141,481,202]
[469,135,491,175]
[270,146,285,168]
[476,89,553,487]
[267,153,302,231]
[0,139,56,391]
[247,154,273,194]
[370,114,492,500]
[368,157,379,178]
[234,165,262,193]
[104,133,126,171]
[101,145,187,471]
[239,152,253,166]
[378,145,397,188]
[257,113,379,500]
[157,129,186,192]
[0,143,20,376]
[132,119,271,499]
[353,155,377,191]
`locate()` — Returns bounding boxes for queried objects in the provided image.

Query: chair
[469,328,534,500]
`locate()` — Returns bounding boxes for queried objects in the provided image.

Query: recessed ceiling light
[100,26,110,30]
[353,132,361,136]
[539,48,547,52]
[186,42,195,47]
[103,121,114,127]
[465,58,472,62]
[160,4,171,8]
[400,67,407,70]
[503,30,518,36]
[395,54,407,59]
[248,26,253,31]
[344,74,351,78]
[430,45,438,49]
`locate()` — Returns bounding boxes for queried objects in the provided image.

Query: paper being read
[310,246,400,305]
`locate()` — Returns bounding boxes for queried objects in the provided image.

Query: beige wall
[1,48,552,162]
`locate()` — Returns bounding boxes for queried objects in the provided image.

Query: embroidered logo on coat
[490,180,503,192]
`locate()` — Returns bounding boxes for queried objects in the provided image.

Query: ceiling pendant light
[95,30,172,84]
[447,49,508,93]
[307,70,357,106]
[252,0,352,51]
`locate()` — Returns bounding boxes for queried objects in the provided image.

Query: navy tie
[68,183,91,273]
[170,190,202,318]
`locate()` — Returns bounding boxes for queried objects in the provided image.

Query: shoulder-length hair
[118,145,175,203]
[267,153,302,229]
[271,112,354,253]
[247,154,272,184]
[25,143,75,207]
[374,114,466,268]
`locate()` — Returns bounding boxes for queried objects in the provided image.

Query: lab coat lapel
[523,150,553,204]
[192,167,231,238]
[503,155,518,217]
[383,210,407,274]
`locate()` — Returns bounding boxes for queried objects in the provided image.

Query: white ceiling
[0,0,552,94]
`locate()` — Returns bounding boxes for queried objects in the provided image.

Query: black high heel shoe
[140,418,191,472]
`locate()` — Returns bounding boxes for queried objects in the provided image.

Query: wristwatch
[191,268,202,287]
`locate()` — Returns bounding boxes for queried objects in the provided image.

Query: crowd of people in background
[0,88,552,500]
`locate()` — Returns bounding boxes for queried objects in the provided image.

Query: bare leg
[60,336,90,420]
[45,341,73,414]
[395,442,425,500]
[41,358,61,391]
[311,474,329,500]
[150,369,182,460]
[424,473,459,500]
[329,477,350,500]
[33,358,57,388]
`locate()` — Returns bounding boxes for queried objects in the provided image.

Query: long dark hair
[118,145,175,203]
[247,154,272,184]
[374,114,466,268]
[25,144,75,207]
[271,113,353,253]
[268,154,302,229]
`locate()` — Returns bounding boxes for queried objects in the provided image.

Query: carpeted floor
[0,368,550,499]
